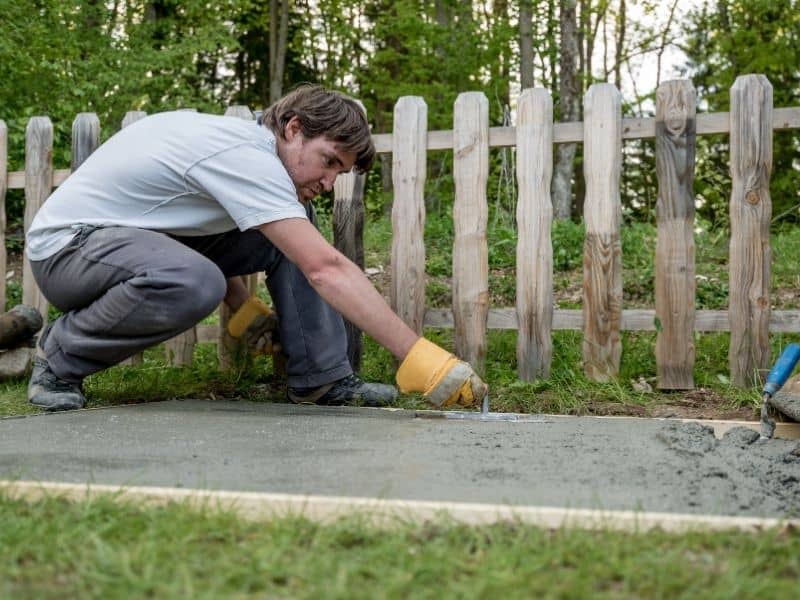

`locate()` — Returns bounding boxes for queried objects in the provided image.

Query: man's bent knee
[176,262,226,326]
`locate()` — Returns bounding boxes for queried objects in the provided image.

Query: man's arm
[259,217,418,360]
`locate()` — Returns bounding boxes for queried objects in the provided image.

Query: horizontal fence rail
[2,73,799,389]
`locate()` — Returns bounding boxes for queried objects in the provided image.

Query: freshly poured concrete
[1,400,798,519]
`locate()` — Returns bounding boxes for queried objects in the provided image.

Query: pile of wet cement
[656,422,800,516]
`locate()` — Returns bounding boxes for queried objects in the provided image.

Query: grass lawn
[2,492,799,599]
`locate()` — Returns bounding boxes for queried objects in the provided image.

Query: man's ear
[284,116,302,141]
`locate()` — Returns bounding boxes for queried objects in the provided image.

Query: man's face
[278,117,357,202]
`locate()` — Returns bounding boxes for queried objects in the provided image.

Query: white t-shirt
[26,111,307,261]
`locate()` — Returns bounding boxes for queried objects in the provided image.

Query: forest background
[2,0,799,233]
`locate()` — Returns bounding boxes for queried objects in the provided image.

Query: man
[25,84,487,411]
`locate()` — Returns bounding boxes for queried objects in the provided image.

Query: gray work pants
[30,218,352,388]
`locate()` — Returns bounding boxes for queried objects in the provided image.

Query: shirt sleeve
[184,143,308,231]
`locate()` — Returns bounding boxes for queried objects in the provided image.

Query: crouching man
[25,84,487,412]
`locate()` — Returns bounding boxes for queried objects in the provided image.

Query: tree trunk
[614,0,626,88]
[519,0,534,89]
[269,0,289,103]
[552,0,579,221]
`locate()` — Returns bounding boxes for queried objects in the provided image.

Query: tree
[552,0,580,220]
[683,0,800,228]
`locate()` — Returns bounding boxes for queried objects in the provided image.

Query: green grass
[1,492,798,599]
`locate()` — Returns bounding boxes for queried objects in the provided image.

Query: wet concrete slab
[1,400,798,519]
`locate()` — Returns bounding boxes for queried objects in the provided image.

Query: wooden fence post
[121,111,147,129]
[22,117,53,323]
[0,121,7,312]
[71,113,100,171]
[453,92,489,371]
[215,105,257,371]
[729,74,773,387]
[582,83,622,382]
[119,111,147,367]
[655,80,696,390]
[390,96,427,337]
[515,88,553,380]
[164,110,201,366]
[334,100,368,372]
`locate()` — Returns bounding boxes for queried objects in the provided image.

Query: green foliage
[551,219,585,272]
[683,0,800,227]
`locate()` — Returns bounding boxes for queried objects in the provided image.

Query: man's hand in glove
[395,338,487,408]
[227,296,280,355]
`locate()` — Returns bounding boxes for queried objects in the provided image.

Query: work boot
[288,374,398,407]
[28,356,86,411]
[28,323,85,411]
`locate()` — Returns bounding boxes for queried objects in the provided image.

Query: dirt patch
[647,388,757,421]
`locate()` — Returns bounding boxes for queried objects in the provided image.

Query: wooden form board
[2,477,797,533]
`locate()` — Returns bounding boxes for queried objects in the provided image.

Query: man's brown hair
[263,84,375,174]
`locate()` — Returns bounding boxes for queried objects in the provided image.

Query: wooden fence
[2,73,799,389]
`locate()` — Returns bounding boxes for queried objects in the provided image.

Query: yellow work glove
[396,338,487,408]
[227,296,280,355]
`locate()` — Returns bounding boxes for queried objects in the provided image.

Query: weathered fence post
[71,113,100,171]
[215,105,258,371]
[333,100,368,372]
[515,88,553,380]
[23,117,53,322]
[164,109,200,366]
[729,74,773,387]
[0,121,7,311]
[120,111,147,367]
[453,92,489,371]
[582,83,622,382]
[655,80,696,390]
[121,111,147,129]
[390,97,427,337]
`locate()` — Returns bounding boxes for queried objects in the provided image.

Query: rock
[0,347,34,379]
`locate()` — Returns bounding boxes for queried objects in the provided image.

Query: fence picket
[121,111,147,129]
[390,97,427,337]
[655,80,696,389]
[515,88,553,380]
[453,92,489,371]
[119,111,147,366]
[71,113,100,171]
[22,117,53,323]
[729,74,773,387]
[582,83,622,382]
[0,121,7,311]
[333,100,368,372]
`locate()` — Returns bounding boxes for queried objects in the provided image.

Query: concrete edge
[413,408,800,440]
[2,480,797,534]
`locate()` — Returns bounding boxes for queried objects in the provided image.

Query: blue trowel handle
[763,343,800,397]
